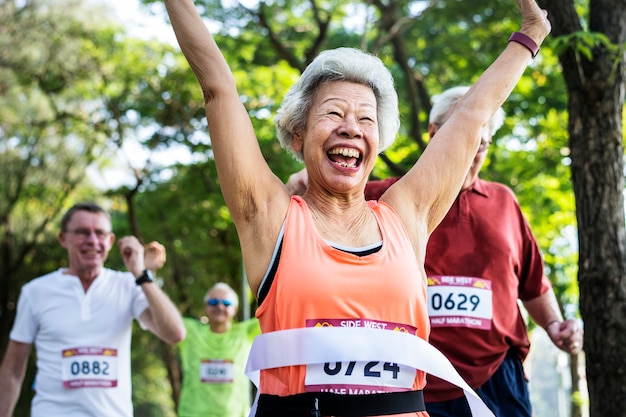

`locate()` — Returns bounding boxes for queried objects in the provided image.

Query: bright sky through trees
[86,0,197,189]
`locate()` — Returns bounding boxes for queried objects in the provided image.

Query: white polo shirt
[10,268,149,417]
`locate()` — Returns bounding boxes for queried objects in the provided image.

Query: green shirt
[178,317,261,417]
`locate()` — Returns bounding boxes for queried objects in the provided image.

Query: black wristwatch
[135,269,155,286]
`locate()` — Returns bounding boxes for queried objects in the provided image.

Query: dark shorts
[426,350,532,417]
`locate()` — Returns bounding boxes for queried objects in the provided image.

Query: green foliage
[131,328,177,417]
[1,0,593,414]
[551,31,621,61]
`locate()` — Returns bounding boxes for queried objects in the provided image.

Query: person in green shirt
[177,282,260,417]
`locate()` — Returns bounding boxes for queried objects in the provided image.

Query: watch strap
[508,32,540,59]
[136,269,155,286]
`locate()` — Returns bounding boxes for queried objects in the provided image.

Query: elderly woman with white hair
[163,0,551,415]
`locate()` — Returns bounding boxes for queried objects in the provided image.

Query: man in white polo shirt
[0,202,186,417]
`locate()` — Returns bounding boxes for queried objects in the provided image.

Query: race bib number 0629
[427,276,493,330]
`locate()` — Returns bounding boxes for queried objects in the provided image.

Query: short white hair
[429,86,505,136]
[275,47,400,161]
[204,282,239,309]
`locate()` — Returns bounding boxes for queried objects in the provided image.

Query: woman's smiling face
[292,80,379,192]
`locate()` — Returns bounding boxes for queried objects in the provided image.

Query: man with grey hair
[364,86,583,417]
[0,202,186,417]
[176,282,260,417]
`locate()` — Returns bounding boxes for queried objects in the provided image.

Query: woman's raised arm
[164,0,291,291]
[383,0,551,236]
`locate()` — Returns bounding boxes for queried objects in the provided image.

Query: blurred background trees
[1,0,623,416]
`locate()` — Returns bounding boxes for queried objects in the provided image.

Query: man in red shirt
[286,86,583,417]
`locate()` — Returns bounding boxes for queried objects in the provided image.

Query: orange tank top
[256,196,429,416]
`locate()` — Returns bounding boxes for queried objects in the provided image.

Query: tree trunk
[0,240,15,355]
[161,342,182,411]
[570,77,626,415]
[540,1,626,415]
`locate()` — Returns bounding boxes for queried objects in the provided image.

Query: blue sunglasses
[207,298,233,307]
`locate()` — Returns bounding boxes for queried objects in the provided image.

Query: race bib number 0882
[61,347,118,388]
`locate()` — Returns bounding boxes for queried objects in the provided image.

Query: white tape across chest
[245,326,494,416]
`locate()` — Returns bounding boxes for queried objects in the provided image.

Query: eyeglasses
[207,298,233,307]
[67,228,112,241]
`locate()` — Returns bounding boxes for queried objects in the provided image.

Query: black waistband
[256,390,425,416]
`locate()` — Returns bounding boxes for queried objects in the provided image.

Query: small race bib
[200,359,234,383]
[61,347,118,388]
[427,276,493,330]
[304,319,417,394]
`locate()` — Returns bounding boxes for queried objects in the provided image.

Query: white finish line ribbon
[245,326,494,416]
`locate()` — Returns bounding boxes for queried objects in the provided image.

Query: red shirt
[365,177,550,401]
